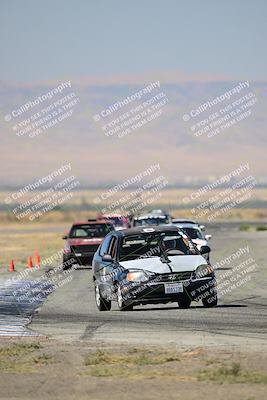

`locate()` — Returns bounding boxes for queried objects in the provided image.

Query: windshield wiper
[155,233,173,272]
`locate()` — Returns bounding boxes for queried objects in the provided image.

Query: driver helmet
[163,238,176,250]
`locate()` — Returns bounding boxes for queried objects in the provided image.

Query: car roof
[72,220,113,226]
[173,223,201,229]
[134,214,167,220]
[149,209,170,215]
[115,224,182,237]
[102,214,125,218]
[172,218,197,223]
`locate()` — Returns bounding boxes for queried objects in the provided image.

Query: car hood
[119,255,207,274]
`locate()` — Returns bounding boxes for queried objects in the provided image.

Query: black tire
[117,286,133,311]
[202,294,217,308]
[62,257,73,270]
[178,296,191,309]
[95,282,111,311]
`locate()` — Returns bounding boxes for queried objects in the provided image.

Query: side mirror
[205,234,212,240]
[200,245,211,254]
[200,225,205,231]
[102,254,114,262]
[62,235,68,240]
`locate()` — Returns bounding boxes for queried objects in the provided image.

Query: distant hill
[1,72,266,186]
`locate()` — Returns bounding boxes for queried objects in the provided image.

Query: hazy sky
[0,0,266,82]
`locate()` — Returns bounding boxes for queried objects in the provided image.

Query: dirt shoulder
[0,339,266,400]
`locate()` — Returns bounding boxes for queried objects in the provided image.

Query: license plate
[74,253,82,257]
[164,282,183,294]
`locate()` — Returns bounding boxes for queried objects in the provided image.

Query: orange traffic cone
[27,256,33,269]
[9,259,15,272]
[34,250,41,267]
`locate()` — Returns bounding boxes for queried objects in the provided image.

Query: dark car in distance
[62,220,115,269]
[92,225,217,311]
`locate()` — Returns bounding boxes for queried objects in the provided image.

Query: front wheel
[95,282,111,311]
[178,296,191,309]
[62,257,73,270]
[202,294,217,308]
[117,286,133,311]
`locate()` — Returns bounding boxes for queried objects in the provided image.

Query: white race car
[172,222,212,258]
[172,219,205,231]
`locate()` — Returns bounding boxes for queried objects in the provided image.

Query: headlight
[194,264,214,279]
[126,270,152,283]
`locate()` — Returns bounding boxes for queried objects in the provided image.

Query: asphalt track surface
[0,280,53,337]
[30,224,267,348]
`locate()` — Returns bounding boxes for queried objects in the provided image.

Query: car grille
[157,271,192,282]
[71,245,100,253]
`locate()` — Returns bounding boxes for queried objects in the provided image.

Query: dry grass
[199,362,267,384]
[0,230,63,270]
[0,341,267,400]
[0,343,54,373]
[82,348,267,382]
[84,348,183,378]
[85,348,181,366]
[1,188,267,223]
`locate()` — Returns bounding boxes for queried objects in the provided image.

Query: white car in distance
[172,223,212,259]
[172,219,205,231]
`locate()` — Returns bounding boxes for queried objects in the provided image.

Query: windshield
[69,224,113,238]
[105,216,125,227]
[119,231,195,261]
[133,217,168,226]
[182,227,204,240]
